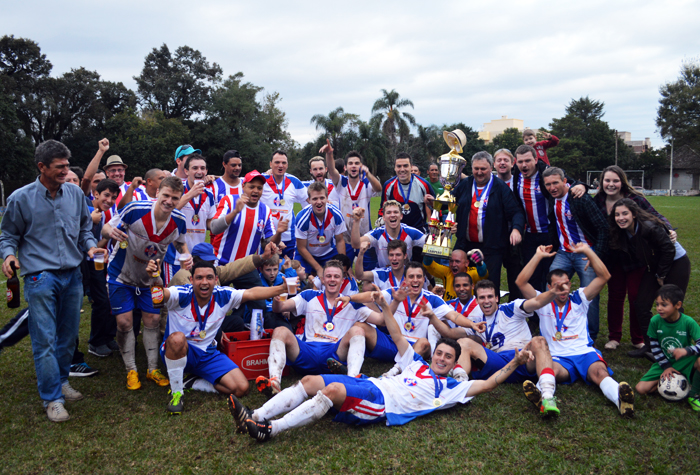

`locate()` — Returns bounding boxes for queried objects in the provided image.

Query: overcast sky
[3,0,698,149]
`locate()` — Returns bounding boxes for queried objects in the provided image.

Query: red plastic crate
[221,330,289,380]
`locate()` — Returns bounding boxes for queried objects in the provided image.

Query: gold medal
[318,235,326,243]
[485,342,492,349]
[324,322,334,332]
[433,398,442,407]
[404,321,414,332]
[403,204,410,212]
[555,331,563,341]
[119,240,128,249]
[473,201,481,209]
[279,199,286,206]
[199,330,206,339]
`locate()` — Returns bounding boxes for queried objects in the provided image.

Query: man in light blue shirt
[0,139,106,422]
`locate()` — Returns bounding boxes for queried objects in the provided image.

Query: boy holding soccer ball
[635,285,700,411]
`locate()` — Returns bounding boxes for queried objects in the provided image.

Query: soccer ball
[658,374,690,401]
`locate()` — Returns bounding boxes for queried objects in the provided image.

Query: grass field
[0,196,698,474]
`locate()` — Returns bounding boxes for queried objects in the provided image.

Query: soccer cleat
[126,370,141,390]
[540,397,560,416]
[523,380,542,408]
[147,369,170,387]
[618,381,635,418]
[61,382,84,402]
[69,362,98,378]
[228,394,254,434]
[246,418,273,442]
[327,358,348,375]
[183,374,199,390]
[687,396,700,412]
[255,376,281,398]
[167,391,184,415]
[46,401,70,422]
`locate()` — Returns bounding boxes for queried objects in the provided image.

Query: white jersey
[365,224,426,267]
[107,201,187,288]
[261,174,308,244]
[371,267,429,291]
[164,286,243,352]
[164,184,217,265]
[291,290,371,343]
[368,346,473,426]
[537,289,595,357]
[335,175,379,241]
[381,288,452,343]
[446,297,483,330]
[474,300,533,352]
[302,178,339,209]
[295,204,347,257]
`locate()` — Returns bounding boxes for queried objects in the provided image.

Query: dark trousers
[503,243,523,302]
[606,264,646,344]
[521,232,554,292]
[456,240,504,298]
[635,255,691,337]
[87,266,116,347]
[263,311,295,333]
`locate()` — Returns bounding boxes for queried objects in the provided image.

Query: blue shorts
[345,243,358,263]
[160,342,238,385]
[281,240,296,260]
[362,248,379,273]
[108,280,159,315]
[290,339,343,375]
[471,348,537,384]
[367,329,400,362]
[321,374,386,425]
[295,248,339,276]
[552,350,612,385]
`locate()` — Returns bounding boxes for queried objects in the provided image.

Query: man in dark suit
[453,151,525,297]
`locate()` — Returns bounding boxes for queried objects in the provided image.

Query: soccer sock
[268,339,286,381]
[191,378,217,393]
[116,329,137,371]
[346,335,366,377]
[382,364,402,378]
[428,324,440,356]
[539,368,556,400]
[253,381,308,421]
[451,365,468,382]
[691,370,700,398]
[600,376,620,407]
[165,355,187,394]
[142,325,161,371]
[270,390,333,437]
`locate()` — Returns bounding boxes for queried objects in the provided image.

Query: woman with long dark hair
[593,166,675,351]
[608,198,690,358]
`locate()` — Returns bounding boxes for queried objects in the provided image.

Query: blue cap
[174,144,201,161]
[191,243,217,262]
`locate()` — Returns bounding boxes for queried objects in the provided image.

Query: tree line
[2,35,693,194]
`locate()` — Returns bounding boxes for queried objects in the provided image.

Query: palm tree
[354,120,387,176]
[370,89,416,159]
[310,107,359,152]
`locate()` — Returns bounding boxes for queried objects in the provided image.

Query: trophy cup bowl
[434,152,466,208]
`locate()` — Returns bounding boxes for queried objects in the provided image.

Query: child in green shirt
[636,284,700,411]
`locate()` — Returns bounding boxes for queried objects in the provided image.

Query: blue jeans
[24,267,83,406]
[550,250,600,341]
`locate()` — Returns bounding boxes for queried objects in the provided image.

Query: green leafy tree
[656,59,700,150]
[0,77,34,188]
[371,89,416,160]
[310,107,359,153]
[134,44,223,120]
[490,127,523,154]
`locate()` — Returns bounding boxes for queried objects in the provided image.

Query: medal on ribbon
[429,367,444,409]
[312,208,329,245]
[270,175,287,207]
[191,293,216,340]
[483,311,498,350]
[397,176,413,211]
[552,300,571,342]
[322,294,340,333]
[403,296,421,333]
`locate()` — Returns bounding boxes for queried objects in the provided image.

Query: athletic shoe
[228,394,253,434]
[246,418,272,442]
[618,381,635,418]
[631,342,645,349]
[168,391,184,415]
[88,344,113,357]
[127,370,141,390]
[61,382,84,402]
[687,396,700,412]
[69,362,98,377]
[327,358,348,375]
[523,380,542,408]
[107,340,120,352]
[46,401,70,422]
[183,374,199,390]
[540,398,560,416]
[627,344,648,357]
[147,369,170,387]
[255,376,281,398]
[604,340,620,350]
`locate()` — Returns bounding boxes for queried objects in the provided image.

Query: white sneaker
[631,342,645,349]
[604,340,620,350]
[46,401,70,422]
[62,382,84,402]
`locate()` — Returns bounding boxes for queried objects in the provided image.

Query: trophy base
[423,244,451,258]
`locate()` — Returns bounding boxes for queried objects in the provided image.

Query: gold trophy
[423,129,467,258]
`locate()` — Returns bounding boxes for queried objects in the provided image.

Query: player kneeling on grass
[635,285,700,412]
[431,278,563,415]
[148,259,287,415]
[516,242,635,417]
[228,291,532,441]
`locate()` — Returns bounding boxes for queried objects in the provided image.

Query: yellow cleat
[126,370,141,390]
[147,369,170,387]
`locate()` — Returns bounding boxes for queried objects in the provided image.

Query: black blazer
[452,176,525,252]
[547,190,610,259]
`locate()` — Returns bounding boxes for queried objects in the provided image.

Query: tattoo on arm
[174,241,185,253]
[494,362,514,384]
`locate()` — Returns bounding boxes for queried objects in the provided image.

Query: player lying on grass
[516,242,635,417]
[428,278,563,415]
[147,259,287,415]
[635,284,700,412]
[228,291,532,441]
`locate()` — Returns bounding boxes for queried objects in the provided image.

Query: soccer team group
[1,129,698,440]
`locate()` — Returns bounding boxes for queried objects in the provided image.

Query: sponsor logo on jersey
[257,219,264,232]
[404,377,417,387]
[144,244,158,258]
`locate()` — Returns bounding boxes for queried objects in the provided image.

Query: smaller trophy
[422,130,467,258]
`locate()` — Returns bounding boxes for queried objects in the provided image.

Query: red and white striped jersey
[211,196,275,265]
[554,195,591,252]
[210,177,243,203]
[517,172,549,234]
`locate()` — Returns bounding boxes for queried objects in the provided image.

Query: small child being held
[635,284,700,411]
[289,259,312,292]
[523,129,559,166]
